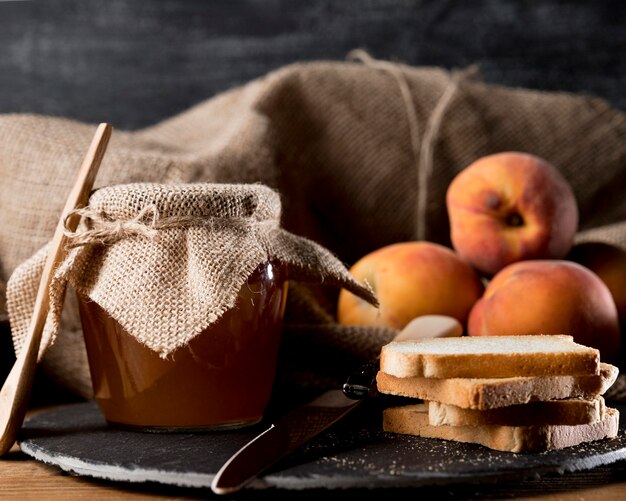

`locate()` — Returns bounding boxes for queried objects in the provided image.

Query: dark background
[1,0,625,131]
[1,0,625,399]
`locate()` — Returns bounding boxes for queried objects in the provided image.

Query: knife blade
[210,368,377,495]
[211,315,462,495]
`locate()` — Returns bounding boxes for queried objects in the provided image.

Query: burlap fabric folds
[7,182,377,361]
[1,56,626,401]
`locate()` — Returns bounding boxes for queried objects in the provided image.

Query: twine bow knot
[63,205,259,248]
[63,204,161,247]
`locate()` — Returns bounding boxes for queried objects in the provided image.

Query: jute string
[347,49,477,240]
[63,205,264,248]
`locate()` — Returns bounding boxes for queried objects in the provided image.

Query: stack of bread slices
[377,335,620,453]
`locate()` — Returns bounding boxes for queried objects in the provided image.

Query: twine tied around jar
[63,205,266,248]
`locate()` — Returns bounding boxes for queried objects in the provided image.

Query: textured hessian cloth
[1,58,625,401]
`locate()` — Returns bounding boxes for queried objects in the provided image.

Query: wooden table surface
[2,407,625,501]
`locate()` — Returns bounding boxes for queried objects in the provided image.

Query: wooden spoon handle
[0,123,112,456]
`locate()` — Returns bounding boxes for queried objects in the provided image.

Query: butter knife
[211,315,461,495]
[210,368,376,495]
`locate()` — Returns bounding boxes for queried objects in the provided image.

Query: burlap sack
[1,53,626,401]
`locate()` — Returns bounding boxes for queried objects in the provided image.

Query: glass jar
[77,261,288,431]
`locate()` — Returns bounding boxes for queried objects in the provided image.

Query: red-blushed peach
[336,241,484,330]
[467,260,621,362]
[446,152,578,276]
[567,241,626,333]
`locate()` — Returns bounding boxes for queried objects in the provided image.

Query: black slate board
[18,400,626,492]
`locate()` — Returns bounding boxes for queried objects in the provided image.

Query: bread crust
[383,404,619,453]
[376,363,618,410]
[427,396,606,426]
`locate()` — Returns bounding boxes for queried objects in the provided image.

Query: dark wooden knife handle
[342,358,380,400]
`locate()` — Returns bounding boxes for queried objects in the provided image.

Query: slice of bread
[376,363,618,409]
[383,403,620,453]
[427,395,606,426]
[380,335,600,379]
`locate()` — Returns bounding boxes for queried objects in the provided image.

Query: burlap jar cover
[7,181,377,369]
[1,53,626,401]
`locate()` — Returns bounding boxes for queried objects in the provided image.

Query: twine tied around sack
[347,49,479,241]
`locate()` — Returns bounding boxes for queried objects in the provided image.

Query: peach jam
[77,261,288,431]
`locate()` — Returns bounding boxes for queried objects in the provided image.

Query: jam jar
[77,261,288,431]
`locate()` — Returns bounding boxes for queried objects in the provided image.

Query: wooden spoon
[0,123,112,456]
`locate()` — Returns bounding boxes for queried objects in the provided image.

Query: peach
[567,241,626,332]
[446,152,578,276]
[336,241,484,330]
[467,260,621,362]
